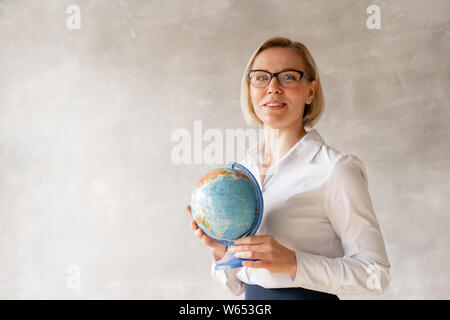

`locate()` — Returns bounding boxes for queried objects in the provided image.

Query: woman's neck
[262,125,307,167]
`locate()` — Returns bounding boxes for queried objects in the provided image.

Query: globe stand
[214,162,264,271]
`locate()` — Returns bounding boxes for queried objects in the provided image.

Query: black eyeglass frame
[246,69,314,87]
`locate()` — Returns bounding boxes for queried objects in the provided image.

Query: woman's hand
[229,235,297,278]
[186,204,227,261]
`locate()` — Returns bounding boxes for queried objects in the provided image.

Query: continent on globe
[191,168,258,241]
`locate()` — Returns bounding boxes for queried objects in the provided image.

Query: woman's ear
[307,79,319,102]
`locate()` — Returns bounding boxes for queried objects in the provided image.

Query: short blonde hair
[240,37,325,129]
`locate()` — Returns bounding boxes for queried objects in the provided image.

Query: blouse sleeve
[291,154,391,295]
[210,248,244,296]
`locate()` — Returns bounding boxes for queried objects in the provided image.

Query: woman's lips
[262,103,286,110]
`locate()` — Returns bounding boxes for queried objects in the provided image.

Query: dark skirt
[244,283,339,300]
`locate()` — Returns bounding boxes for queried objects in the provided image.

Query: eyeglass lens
[249,70,302,88]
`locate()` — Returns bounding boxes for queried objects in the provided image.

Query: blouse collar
[245,128,325,166]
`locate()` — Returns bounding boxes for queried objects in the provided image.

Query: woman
[186,37,391,300]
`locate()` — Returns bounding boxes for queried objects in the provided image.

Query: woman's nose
[266,77,282,94]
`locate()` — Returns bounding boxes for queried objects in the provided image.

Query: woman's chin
[261,120,287,129]
[260,116,302,130]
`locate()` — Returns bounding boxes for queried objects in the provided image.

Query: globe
[191,167,259,241]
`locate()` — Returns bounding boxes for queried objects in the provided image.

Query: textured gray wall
[0,0,448,299]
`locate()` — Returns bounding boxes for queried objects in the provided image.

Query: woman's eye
[281,75,295,81]
[256,75,269,81]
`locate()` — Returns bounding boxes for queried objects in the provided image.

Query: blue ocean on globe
[191,168,258,241]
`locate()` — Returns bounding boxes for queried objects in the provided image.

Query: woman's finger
[187,205,200,231]
[229,244,262,253]
[194,228,203,239]
[235,235,271,245]
[242,260,267,269]
[186,204,193,219]
[234,250,266,261]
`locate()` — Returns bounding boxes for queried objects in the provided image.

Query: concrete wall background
[0,0,448,299]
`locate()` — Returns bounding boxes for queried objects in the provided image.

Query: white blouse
[210,129,391,296]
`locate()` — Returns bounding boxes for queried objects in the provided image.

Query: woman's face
[250,47,317,130]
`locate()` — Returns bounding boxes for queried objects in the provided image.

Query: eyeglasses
[247,69,313,88]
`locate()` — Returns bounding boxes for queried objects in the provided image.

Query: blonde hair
[240,37,325,129]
